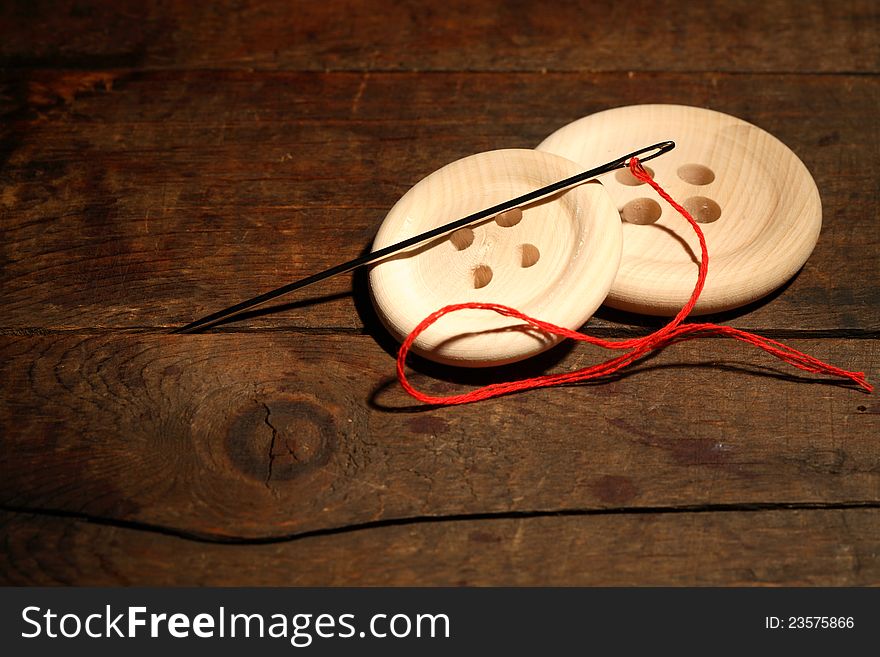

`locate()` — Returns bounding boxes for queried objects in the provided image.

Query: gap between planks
[2,500,878,547]
[1,327,878,339]
[1,66,879,76]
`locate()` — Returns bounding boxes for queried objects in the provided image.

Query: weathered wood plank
[0,334,875,539]
[1,71,877,332]
[0,0,876,591]
[0,0,876,74]
[1,508,876,585]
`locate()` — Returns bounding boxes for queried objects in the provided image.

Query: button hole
[495,208,523,227]
[519,244,540,268]
[449,227,475,250]
[472,264,493,289]
[620,198,662,225]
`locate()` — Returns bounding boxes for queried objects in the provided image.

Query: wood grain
[1,508,876,585]
[1,333,875,539]
[0,0,876,74]
[1,71,877,333]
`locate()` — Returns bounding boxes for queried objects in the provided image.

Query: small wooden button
[538,104,822,316]
[369,149,622,366]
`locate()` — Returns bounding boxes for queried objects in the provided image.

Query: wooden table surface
[1,0,878,586]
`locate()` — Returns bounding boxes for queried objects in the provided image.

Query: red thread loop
[396,158,872,404]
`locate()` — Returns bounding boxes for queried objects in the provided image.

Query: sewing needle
[172,140,675,333]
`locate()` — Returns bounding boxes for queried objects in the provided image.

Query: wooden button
[369,149,622,366]
[538,104,822,315]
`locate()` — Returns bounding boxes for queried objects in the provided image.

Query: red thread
[396,159,872,404]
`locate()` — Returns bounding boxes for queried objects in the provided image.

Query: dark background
[0,0,877,585]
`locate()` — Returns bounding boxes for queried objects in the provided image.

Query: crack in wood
[261,401,279,491]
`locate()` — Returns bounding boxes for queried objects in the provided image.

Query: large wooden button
[369,149,622,366]
[537,104,822,316]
